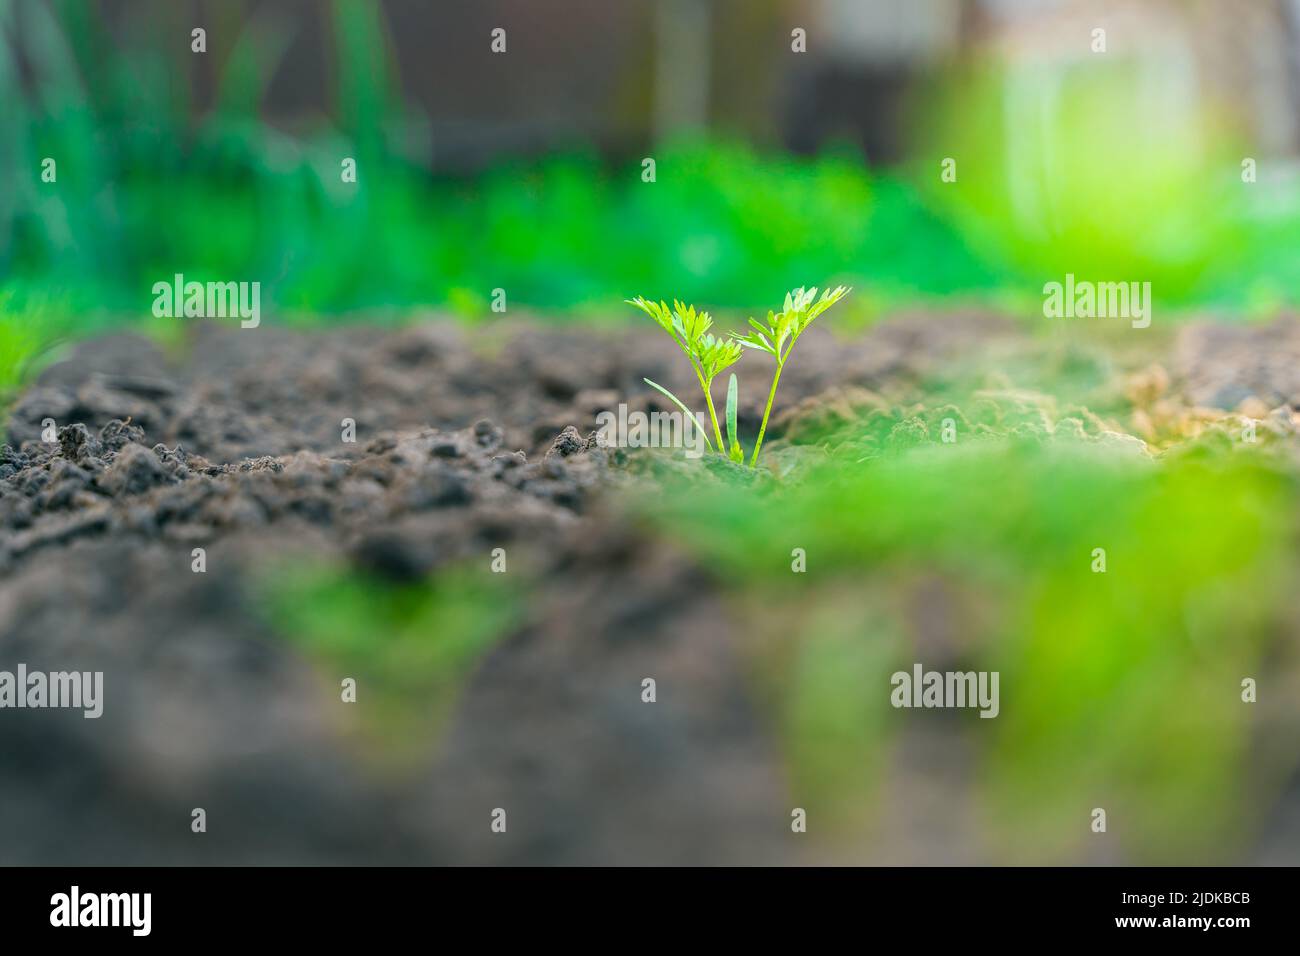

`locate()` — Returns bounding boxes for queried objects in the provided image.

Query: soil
[2,312,1299,864]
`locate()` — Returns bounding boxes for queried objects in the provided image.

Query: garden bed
[2,312,1298,864]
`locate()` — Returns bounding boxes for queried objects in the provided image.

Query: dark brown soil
[2,313,1299,864]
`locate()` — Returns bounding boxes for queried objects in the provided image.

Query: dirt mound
[3,313,1298,864]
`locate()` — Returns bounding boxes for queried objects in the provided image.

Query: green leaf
[643,378,713,452]
[725,372,743,462]
[807,285,851,322]
[627,296,676,337]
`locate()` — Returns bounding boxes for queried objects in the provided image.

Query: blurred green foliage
[919,59,1294,311]
[642,440,1298,861]
[260,561,519,763]
[4,0,1300,408]
[0,283,83,405]
[3,1,1298,340]
[0,0,990,321]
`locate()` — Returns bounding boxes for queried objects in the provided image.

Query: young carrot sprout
[627,285,850,468]
[734,285,850,466]
[626,297,742,456]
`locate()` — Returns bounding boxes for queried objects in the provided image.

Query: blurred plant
[0,287,71,413]
[643,435,1296,862]
[736,285,849,465]
[919,59,1242,305]
[260,561,518,762]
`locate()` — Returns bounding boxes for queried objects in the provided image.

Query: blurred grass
[259,561,520,765]
[640,439,1300,861]
[0,284,82,409]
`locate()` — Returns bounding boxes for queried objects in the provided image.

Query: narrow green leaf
[725,373,740,458]
[643,378,713,452]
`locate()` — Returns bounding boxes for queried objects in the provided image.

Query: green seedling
[735,285,850,466]
[725,372,743,462]
[629,285,850,467]
[627,297,742,454]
